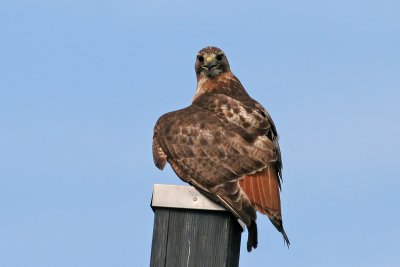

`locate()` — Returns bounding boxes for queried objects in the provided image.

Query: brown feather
[240,167,280,216]
[240,166,290,246]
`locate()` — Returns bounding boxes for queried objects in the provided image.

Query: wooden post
[150,184,242,267]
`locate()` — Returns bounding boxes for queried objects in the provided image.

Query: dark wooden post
[150,184,242,267]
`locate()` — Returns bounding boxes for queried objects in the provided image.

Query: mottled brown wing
[194,94,273,138]
[153,104,278,226]
[194,93,282,173]
[195,93,289,244]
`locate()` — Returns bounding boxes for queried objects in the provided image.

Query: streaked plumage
[153,46,289,251]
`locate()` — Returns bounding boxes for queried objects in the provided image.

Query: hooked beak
[202,55,217,69]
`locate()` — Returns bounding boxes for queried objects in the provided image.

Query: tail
[247,221,258,252]
[240,166,290,247]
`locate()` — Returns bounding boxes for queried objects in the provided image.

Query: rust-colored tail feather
[240,166,290,247]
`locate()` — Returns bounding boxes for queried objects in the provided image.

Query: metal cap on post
[150,184,242,267]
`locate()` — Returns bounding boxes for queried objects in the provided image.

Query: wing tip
[281,228,290,248]
[152,134,167,170]
[154,158,166,170]
[269,217,290,248]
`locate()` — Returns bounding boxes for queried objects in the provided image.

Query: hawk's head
[195,46,230,79]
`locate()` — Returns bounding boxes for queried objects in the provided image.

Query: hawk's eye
[198,55,204,63]
[216,54,223,61]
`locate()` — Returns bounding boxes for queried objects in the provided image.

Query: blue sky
[1,1,399,266]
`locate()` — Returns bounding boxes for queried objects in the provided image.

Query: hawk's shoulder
[193,92,277,141]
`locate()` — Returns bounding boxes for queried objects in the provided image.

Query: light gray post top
[151,184,226,211]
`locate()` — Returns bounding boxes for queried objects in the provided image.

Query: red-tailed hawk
[152,46,289,251]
